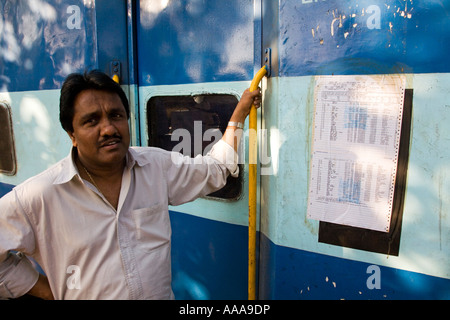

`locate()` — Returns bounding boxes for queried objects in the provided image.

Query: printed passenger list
[307,75,406,232]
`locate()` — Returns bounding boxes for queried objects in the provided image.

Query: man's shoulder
[130,146,170,156]
[14,156,73,195]
[129,146,172,165]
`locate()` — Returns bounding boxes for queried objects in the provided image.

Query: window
[147,94,242,200]
[317,89,413,256]
[0,102,17,175]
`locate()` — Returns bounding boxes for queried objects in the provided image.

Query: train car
[1,0,449,299]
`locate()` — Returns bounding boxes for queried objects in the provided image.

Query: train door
[132,0,261,299]
[257,0,450,299]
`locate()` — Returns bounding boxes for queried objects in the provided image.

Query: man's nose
[99,118,118,136]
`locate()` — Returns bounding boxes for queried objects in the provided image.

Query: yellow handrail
[248,65,267,300]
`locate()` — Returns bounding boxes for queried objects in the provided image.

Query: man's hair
[59,70,130,132]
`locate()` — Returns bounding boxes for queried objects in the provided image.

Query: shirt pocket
[132,204,171,253]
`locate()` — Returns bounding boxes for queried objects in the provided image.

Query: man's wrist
[227,121,244,129]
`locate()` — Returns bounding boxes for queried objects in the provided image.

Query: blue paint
[170,210,248,300]
[136,0,255,86]
[6,0,447,87]
[0,182,14,197]
[170,210,450,300]
[170,208,450,300]
[278,0,450,76]
[0,0,97,92]
[95,1,129,84]
[259,234,450,299]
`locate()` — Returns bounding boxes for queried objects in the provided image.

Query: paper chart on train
[307,75,406,232]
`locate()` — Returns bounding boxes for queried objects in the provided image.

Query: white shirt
[0,140,237,299]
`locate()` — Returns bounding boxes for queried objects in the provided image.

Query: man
[0,70,261,299]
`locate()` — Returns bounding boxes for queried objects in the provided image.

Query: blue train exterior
[1,0,449,299]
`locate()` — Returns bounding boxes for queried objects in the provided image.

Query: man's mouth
[100,138,121,148]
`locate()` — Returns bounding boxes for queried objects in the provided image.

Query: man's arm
[0,191,51,299]
[0,251,40,299]
[26,273,54,300]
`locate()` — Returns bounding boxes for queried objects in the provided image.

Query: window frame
[146,94,243,201]
[0,102,17,176]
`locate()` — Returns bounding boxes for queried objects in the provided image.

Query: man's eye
[112,113,124,119]
[84,118,97,125]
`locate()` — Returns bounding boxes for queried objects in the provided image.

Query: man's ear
[67,131,78,148]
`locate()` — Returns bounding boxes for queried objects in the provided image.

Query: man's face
[68,89,130,170]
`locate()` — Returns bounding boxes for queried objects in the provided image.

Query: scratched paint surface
[136,0,255,86]
[279,0,450,76]
[0,0,97,92]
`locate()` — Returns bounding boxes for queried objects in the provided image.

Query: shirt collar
[53,147,146,185]
[52,148,80,185]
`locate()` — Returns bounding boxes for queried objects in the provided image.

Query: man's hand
[230,88,262,122]
[26,273,54,300]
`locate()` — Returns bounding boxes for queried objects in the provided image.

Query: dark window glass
[0,103,17,175]
[147,94,242,200]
